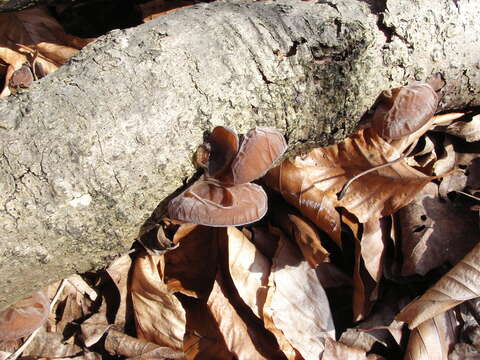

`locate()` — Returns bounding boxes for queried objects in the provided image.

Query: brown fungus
[0,291,50,341]
[371,82,439,141]
[168,126,287,226]
[168,179,268,227]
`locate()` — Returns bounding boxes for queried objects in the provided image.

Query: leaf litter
[0,9,479,357]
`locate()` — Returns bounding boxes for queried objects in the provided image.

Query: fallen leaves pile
[1,3,480,360]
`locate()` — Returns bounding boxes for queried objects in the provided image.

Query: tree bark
[1,0,479,309]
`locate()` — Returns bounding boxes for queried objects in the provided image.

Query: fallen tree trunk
[1,0,479,309]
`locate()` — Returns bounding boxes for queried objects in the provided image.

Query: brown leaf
[168,179,267,226]
[265,128,433,246]
[181,296,235,360]
[206,275,269,360]
[0,6,94,96]
[164,225,218,298]
[322,337,369,360]
[396,241,480,329]
[437,115,480,142]
[104,329,184,359]
[404,310,459,360]
[105,254,132,328]
[266,227,335,359]
[131,254,186,349]
[22,328,81,358]
[276,212,330,267]
[216,227,289,360]
[399,182,478,276]
[0,291,50,341]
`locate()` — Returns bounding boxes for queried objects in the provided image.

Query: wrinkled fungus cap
[0,291,50,341]
[371,82,439,141]
[168,126,287,226]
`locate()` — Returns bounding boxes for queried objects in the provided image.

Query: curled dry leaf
[322,337,369,360]
[104,329,184,359]
[370,82,439,141]
[436,115,480,143]
[164,224,218,298]
[396,241,480,329]
[206,275,270,360]
[399,182,478,276]
[0,6,94,96]
[0,291,50,341]
[265,128,433,246]
[217,227,289,360]
[266,227,335,360]
[274,211,330,267]
[130,254,186,350]
[105,254,132,328]
[22,327,81,358]
[404,310,459,360]
[168,179,267,227]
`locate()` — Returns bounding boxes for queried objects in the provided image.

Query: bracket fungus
[0,291,50,341]
[370,82,440,141]
[168,126,287,227]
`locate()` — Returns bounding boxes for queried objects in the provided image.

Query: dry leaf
[396,241,480,329]
[22,328,81,357]
[399,182,478,276]
[437,115,480,142]
[0,291,50,341]
[322,337,369,360]
[216,228,289,360]
[206,275,269,360]
[0,6,94,96]
[104,329,184,359]
[276,212,330,267]
[131,254,186,349]
[164,224,218,299]
[105,254,133,328]
[181,296,235,360]
[265,227,335,359]
[404,310,459,360]
[265,128,433,246]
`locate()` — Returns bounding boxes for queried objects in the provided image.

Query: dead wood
[1,0,479,309]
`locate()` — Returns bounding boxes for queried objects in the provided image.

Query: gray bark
[1,0,479,310]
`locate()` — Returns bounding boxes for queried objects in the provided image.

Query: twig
[337,142,416,201]
[6,279,68,360]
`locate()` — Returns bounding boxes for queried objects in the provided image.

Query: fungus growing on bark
[168,126,287,226]
[0,291,50,341]
[371,82,439,141]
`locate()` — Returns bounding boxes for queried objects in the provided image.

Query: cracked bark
[1,0,479,309]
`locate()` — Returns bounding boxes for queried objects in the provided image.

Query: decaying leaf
[206,275,270,360]
[404,309,459,360]
[275,212,330,267]
[266,227,335,359]
[436,115,480,143]
[322,337,370,360]
[0,291,50,341]
[397,241,480,329]
[399,182,478,276]
[164,224,218,298]
[104,329,184,359]
[0,6,94,96]
[265,128,433,246]
[130,254,186,350]
[22,327,81,358]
